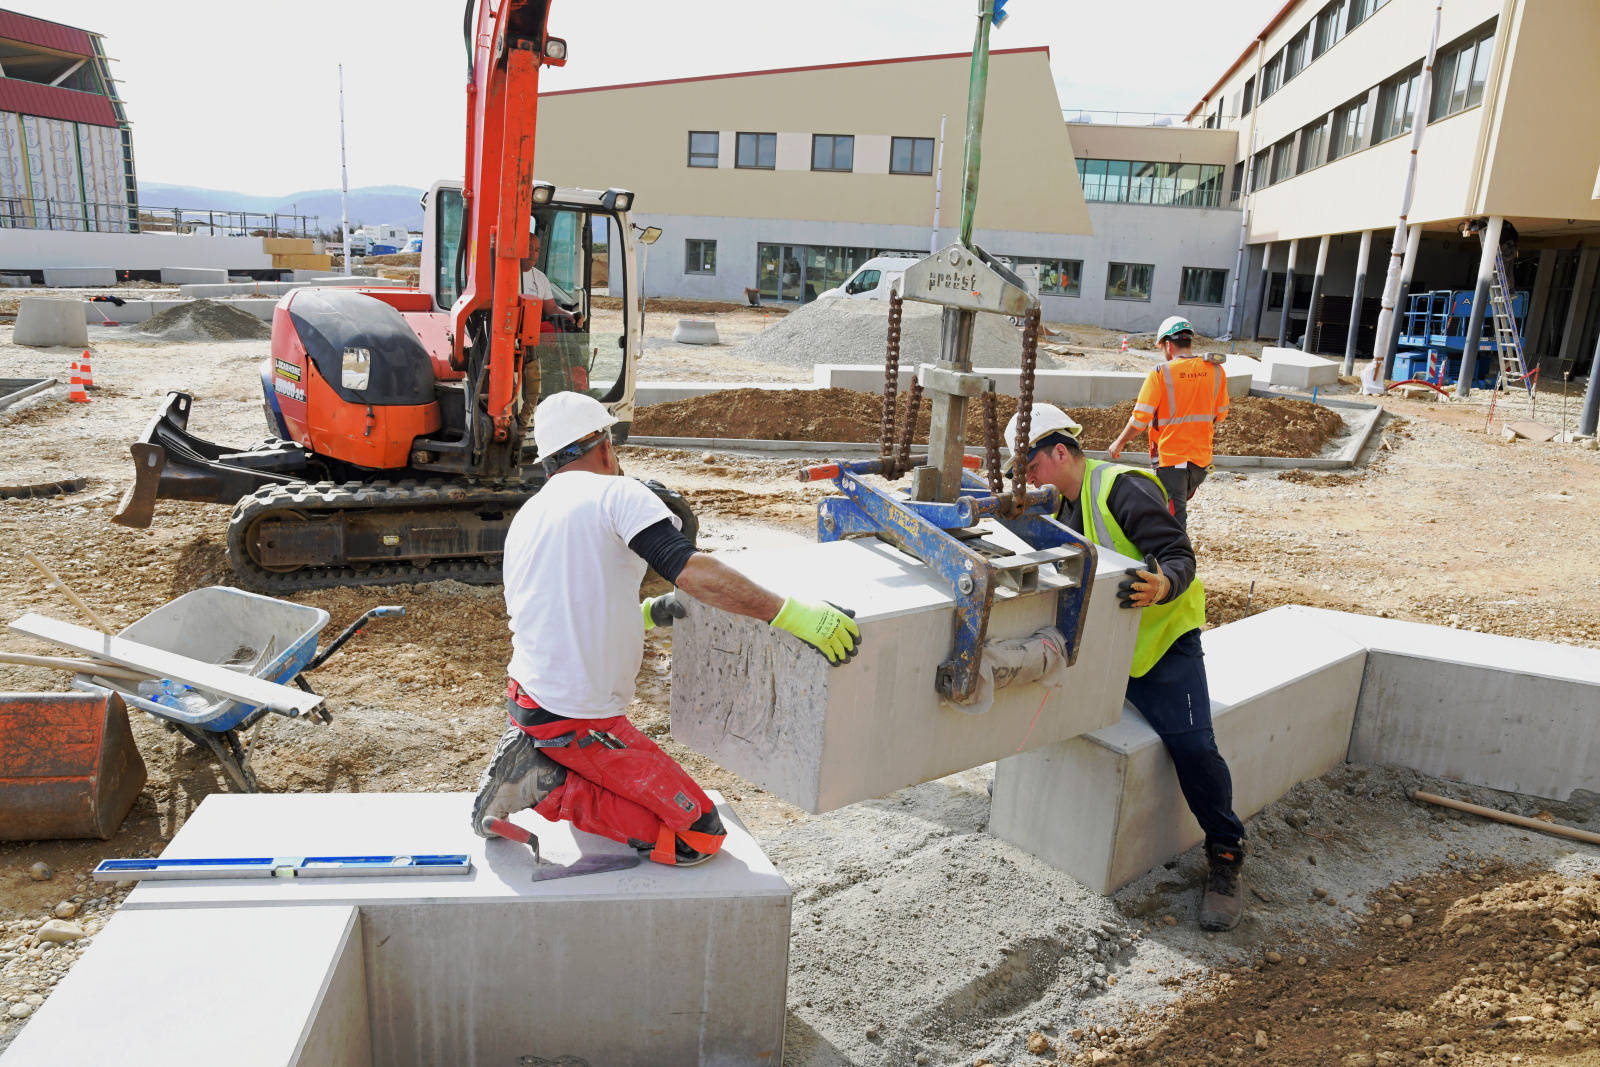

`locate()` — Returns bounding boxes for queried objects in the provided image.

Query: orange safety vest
[1131,356,1228,467]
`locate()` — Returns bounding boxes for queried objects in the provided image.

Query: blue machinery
[1396,287,1530,388]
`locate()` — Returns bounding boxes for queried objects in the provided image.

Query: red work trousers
[512,707,724,865]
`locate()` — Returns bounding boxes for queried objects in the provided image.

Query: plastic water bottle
[136,679,211,714]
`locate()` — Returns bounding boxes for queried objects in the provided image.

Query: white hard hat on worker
[1000,403,1083,474]
[533,391,617,466]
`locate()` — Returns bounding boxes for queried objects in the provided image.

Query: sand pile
[732,297,1031,370]
[136,299,270,342]
[632,388,1346,458]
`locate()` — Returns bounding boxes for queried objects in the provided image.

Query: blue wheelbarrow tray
[72,587,330,732]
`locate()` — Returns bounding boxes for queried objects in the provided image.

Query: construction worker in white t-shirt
[472,392,861,866]
[521,231,577,332]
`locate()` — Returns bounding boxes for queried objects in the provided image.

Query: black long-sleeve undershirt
[627,517,698,583]
[1062,473,1197,604]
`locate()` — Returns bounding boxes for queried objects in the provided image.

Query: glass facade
[1106,263,1153,302]
[1075,160,1226,207]
[1180,267,1228,307]
[756,243,916,303]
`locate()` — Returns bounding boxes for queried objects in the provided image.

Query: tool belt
[506,680,628,750]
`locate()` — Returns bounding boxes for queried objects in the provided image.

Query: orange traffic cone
[68,366,88,403]
[77,350,93,388]
[1119,334,1129,354]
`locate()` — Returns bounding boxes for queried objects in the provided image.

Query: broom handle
[23,550,115,634]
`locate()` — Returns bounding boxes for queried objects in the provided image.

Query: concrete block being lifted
[0,904,371,1066]
[159,266,228,285]
[990,608,1366,894]
[13,297,88,347]
[1259,346,1340,390]
[670,536,1140,813]
[121,791,790,1067]
[41,266,114,287]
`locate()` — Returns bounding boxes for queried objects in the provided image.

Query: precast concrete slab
[670,536,1139,814]
[1221,353,1261,388]
[816,363,1250,405]
[13,297,88,347]
[179,281,296,298]
[990,608,1366,894]
[39,267,114,288]
[0,905,371,1066]
[122,791,789,1067]
[1284,606,1600,801]
[159,267,228,285]
[1259,346,1340,390]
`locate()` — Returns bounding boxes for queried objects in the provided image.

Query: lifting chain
[1011,306,1042,514]
[980,390,1003,495]
[893,379,924,480]
[880,290,903,463]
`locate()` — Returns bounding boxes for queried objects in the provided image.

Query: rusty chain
[980,390,1003,495]
[893,380,923,480]
[881,290,903,462]
[1011,306,1041,514]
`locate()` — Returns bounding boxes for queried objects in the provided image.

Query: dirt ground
[0,310,1598,1061]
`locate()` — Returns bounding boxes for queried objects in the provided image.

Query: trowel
[479,816,641,882]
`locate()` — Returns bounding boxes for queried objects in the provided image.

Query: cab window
[433,187,465,309]
[847,269,881,295]
[527,206,628,404]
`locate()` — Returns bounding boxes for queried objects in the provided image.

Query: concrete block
[0,274,32,287]
[159,267,228,285]
[179,281,295,299]
[123,791,789,1067]
[291,272,405,286]
[225,297,278,321]
[1259,346,1340,390]
[990,608,1366,894]
[13,297,89,347]
[1291,606,1600,801]
[816,364,1249,407]
[670,535,1139,813]
[40,266,114,288]
[1221,353,1261,389]
[263,236,315,255]
[0,905,371,1066]
[673,318,721,344]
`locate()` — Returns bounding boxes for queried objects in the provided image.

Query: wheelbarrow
[69,587,401,792]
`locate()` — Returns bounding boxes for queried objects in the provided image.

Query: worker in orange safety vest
[1106,316,1227,530]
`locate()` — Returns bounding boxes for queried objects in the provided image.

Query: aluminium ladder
[1488,248,1536,415]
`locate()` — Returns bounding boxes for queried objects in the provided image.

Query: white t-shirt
[522,267,553,302]
[504,472,675,718]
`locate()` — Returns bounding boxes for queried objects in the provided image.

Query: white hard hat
[1157,315,1194,343]
[533,391,617,460]
[1000,403,1083,474]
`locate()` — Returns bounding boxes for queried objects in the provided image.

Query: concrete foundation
[1259,346,1340,390]
[0,905,371,1066]
[39,267,115,288]
[817,363,1252,406]
[159,267,228,285]
[990,609,1366,894]
[670,536,1139,813]
[13,298,89,348]
[118,791,790,1067]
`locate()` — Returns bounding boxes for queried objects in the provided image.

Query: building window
[1180,267,1228,306]
[1347,0,1389,32]
[1241,76,1256,117]
[1075,159,1225,207]
[1106,262,1153,302]
[1260,53,1284,101]
[1285,26,1311,81]
[890,136,935,175]
[687,131,719,168]
[1376,65,1422,142]
[1267,272,1287,311]
[1297,115,1329,173]
[812,134,854,172]
[1014,258,1082,297]
[685,239,716,275]
[1269,136,1295,185]
[1314,0,1349,57]
[1330,95,1369,159]
[755,243,917,303]
[1431,23,1495,122]
[736,132,776,169]
[1251,148,1270,193]
[1230,161,1246,203]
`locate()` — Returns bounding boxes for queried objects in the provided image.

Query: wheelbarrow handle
[304,606,405,673]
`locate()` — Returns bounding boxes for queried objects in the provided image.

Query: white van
[822,254,919,300]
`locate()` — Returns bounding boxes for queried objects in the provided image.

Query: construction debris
[135,299,270,342]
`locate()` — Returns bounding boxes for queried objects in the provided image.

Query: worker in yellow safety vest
[1004,402,1246,931]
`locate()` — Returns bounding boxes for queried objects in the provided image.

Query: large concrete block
[0,905,370,1066]
[13,297,88,347]
[179,281,295,299]
[1259,346,1340,389]
[1290,606,1600,801]
[670,536,1139,813]
[990,608,1366,894]
[122,791,789,1067]
[40,267,114,287]
[159,267,228,285]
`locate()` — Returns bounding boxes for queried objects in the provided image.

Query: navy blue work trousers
[1124,628,1245,851]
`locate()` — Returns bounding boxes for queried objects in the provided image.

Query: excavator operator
[472,391,862,865]
[520,230,579,332]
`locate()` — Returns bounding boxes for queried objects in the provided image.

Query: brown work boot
[1199,841,1245,931]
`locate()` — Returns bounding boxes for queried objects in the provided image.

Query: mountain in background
[138,182,428,232]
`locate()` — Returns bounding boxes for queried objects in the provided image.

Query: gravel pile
[136,299,270,342]
[732,297,1030,370]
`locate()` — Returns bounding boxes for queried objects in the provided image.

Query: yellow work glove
[770,598,861,665]
[1117,553,1171,609]
[642,593,686,631]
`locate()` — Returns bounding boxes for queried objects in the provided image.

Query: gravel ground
[732,297,1033,371]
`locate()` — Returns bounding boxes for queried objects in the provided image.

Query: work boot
[1198,841,1245,932]
[470,726,568,836]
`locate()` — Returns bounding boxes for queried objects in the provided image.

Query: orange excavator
[114,0,690,591]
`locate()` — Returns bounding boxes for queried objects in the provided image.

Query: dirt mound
[632,388,1345,457]
[137,299,270,342]
[731,297,1028,370]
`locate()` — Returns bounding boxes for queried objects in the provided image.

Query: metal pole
[1579,329,1600,437]
[1222,128,1259,341]
[1276,239,1300,347]
[1456,215,1503,398]
[930,113,947,253]
[1385,224,1424,376]
[339,63,352,277]
[1304,234,1331,353]
[1372,0,1445,382]
[1343,229,1373,374]
[957,1,992,249]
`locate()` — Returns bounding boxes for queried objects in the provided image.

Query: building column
[1253,242,1274,340]
[1556,245,1599,372]
[1382,225,1424,378]
[1521,249,1555,357]
[1343,229,1374,374]
[1456,215,1504,399]
[1276,239,1300,347]
[1304,234,1332,353]
[1580,329,1600,437]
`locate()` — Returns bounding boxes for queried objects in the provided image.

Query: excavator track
[225,477,696,593]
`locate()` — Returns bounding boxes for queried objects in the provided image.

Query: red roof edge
[0,78,117,127]
[0,10,97,57]
[543,45,1051,98]
[1185,0,1302,122]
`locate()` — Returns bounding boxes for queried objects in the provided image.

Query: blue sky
[28,1,1281,195]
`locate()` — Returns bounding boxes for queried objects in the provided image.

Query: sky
[27,0,1283,196]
